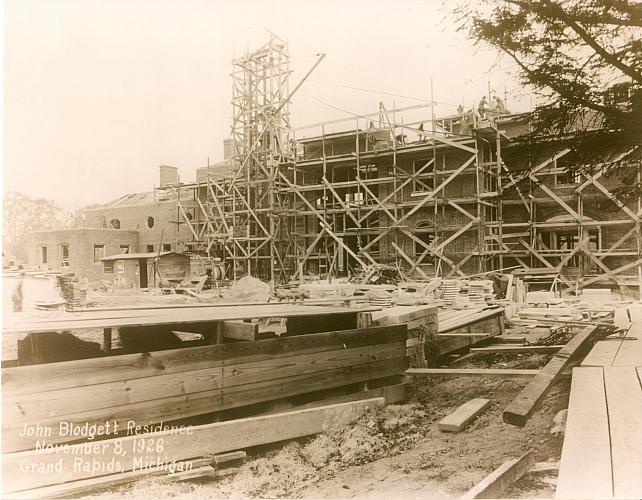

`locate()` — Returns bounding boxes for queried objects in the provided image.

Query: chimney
[223,138,234,160]
[159,165,178,187]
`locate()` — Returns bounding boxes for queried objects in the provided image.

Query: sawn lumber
[502,325,600,427]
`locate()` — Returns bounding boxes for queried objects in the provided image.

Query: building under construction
[159,35,641,295]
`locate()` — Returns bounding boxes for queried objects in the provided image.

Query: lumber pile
[2,325,407,453]
[3,398,384,495]
[372,305,437,368]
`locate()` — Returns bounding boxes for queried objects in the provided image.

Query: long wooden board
[3,304,378,335]
[462,450,535,499]
[503,325,599,426]
[3,326,406,395]
[438,308,503,333]
[3,343,404,425]
[555,367,612,499]
[406,368,539,378]
[603,367,642,498]
[470,345,563,354]
[2,356,407,453]
[11,451,246,499]
[2,398,385,493]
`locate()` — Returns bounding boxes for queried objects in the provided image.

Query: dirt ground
[89,324,567,500]
[11,286,567,499]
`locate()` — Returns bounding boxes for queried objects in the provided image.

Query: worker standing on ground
[477,96,488,119]
[12,273,25,312]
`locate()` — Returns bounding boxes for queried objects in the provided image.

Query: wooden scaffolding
[165,38,641,292]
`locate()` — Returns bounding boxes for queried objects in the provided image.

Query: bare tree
[3,192,62,262]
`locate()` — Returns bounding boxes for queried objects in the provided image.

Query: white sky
[3,0,530,208]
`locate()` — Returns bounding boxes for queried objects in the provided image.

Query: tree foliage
[3,192,62,262]
[455,0,642,195]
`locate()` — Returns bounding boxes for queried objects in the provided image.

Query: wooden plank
[222,342,405,388]
[603,367,642,498]
[439,308,504,333]
[2,326,407,396]
[580,339,620,367]
[406,368,540,378]
[11,451,246,499]
[3,343,404,426]
[222,320,260,340]
[2,365,224,425]
[470,345,564,354]
[462,450,535,499]
[2,357,407,452]
[490,335,527,344]
[3,304,377,335]
[438,398,491,432]
[555,367,612,499]
[503,326,599,427]
[437,333,495,337]
[2,398,385,493]
[438,332,499,357]
[261,383,407,415]
[372,305,438,325]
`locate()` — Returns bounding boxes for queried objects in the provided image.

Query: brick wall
[82,200,193,253]
[25,229,139,282]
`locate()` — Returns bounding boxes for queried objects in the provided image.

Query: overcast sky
[3,0,530,208]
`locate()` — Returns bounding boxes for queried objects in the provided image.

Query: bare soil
[89,327,568,499]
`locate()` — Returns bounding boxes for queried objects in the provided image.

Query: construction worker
[493,95,505,113]
[477,96,488,119]
[12,273,25,312]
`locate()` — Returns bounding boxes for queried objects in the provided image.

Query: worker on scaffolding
[477,96,488,119]
[493,95,506,113]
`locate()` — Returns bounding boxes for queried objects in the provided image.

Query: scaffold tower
[227,34,293,283]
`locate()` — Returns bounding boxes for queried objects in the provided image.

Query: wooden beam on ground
[438,398,491,432]
[406,368,540,378]
[260,383,407,416]
[492,336,527,344]
[462,450,535,499]
[2,398,385,493]
[503,325,600,427]
[555,367,612,499]
[437,333,496,337]
[222,320,260,340]
[11,451,247,499]
[470,345,564,354]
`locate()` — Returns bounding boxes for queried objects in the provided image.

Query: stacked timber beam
[372,305,437,367]
[2,325,407,453]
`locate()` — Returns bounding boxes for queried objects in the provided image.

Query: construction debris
[438,398,492,432]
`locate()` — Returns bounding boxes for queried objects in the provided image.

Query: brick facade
[25,229,139,282]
